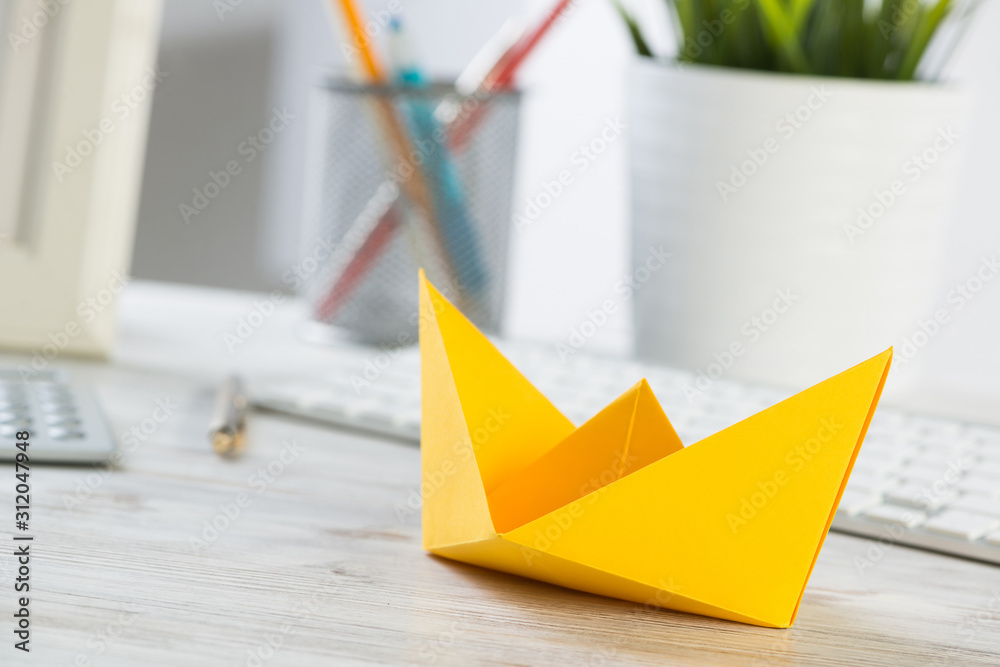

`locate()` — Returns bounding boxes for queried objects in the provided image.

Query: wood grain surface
[0,283,997,666]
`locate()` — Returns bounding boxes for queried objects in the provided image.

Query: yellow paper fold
[419,271,891,628]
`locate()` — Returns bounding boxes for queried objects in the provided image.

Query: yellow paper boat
[418,271,892,628]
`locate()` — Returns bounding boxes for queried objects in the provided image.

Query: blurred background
[2,0,998,417]
[130,0,1000,410]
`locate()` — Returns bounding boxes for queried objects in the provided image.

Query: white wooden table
[1,282,999,666]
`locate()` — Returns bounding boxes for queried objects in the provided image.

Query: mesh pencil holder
[300,75,521,345]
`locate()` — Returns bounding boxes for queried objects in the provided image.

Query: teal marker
[388,18,488,295]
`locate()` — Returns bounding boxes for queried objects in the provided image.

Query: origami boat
[418,271,891,628]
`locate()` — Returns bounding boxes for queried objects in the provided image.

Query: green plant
[614,0,981,80]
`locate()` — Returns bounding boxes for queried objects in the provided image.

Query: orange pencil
[330,0,459,292]
[334,0,385,80]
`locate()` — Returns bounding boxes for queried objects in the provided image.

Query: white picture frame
[0,0,162,359]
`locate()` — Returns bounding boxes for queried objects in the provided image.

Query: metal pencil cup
[301,76,521,345]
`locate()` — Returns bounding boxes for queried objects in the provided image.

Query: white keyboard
[252,339,1000,565]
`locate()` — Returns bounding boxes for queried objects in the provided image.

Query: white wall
[909,0,1000,415]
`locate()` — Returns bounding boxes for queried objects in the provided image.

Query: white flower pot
[627,59,969,389]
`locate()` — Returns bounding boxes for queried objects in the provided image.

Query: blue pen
[388,18,488,295]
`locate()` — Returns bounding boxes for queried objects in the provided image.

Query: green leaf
[612,0,654,56]
[790,0,818,31]
[753,0,811,73]
[612,0,980,80]
[896,0,953,79]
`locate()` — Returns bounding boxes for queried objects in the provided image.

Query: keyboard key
[854,446,905,475]
[44,413,81,426]
[343,399,395,428]
[390,408,421,438]
[910,416,962,439]
[48,427,86,440]
[914,449,978,467]
[298,389,352,414]
[837,489,882,516]
[950,495,1000,518]
[40,401,75,414]
[885,483,955,510]
[958,476,1000,498]
[967,426,1000,447]
[896,466,960,488]
[845,472,899,494]
[901,458,971,484]
[986,531,1000,547]
[0,411,29,424]
[925,510,1000,541]
[864,505,927,528]
[977,462,1000,479]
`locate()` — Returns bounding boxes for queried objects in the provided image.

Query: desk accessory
[417,271,893,628]
[209,375,248,458]
[302,79,520,343]
[389,19,488,296]
[307,0,577,333]
[0,369,116,464]
[328,0,458,290]
[617,1,977,388]
[0,0,162,356]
